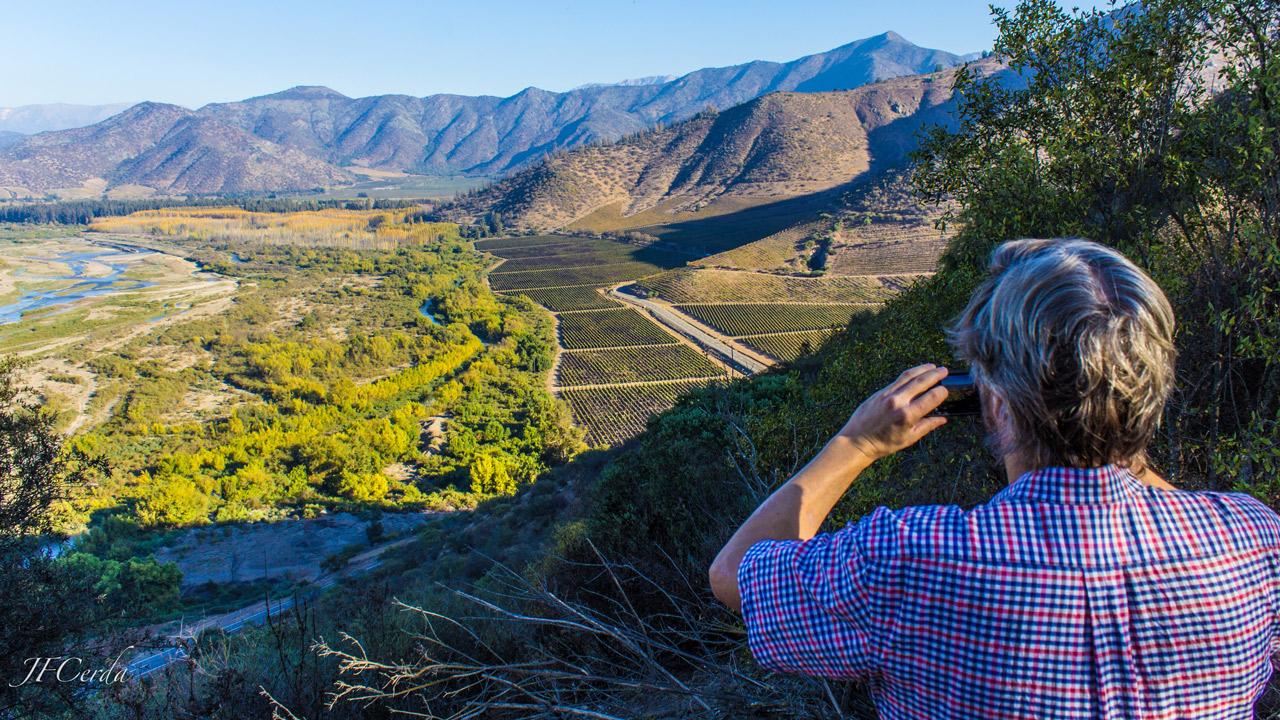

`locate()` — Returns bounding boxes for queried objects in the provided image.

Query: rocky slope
[449,59,1001,229]
[0,103,350,195]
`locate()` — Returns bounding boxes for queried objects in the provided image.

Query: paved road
[127,553,388,679]
[608,286,770,375]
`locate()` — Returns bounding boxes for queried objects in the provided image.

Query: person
[709,238,1280,718]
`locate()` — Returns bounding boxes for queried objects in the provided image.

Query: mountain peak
[262,85,349,101]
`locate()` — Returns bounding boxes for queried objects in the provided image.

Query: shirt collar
[992,465,1144,505]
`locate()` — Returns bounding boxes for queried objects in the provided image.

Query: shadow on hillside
[637,187,855,256]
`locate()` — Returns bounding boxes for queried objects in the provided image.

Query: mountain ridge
[0,33,978,196]
[446,58,1003,231]
[0,102,134,134]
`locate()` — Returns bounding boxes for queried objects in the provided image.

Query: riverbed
[0,244,157,324]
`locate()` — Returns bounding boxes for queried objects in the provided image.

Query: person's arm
[709,364,951,612]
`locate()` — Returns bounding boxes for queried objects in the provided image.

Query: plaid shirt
[739,465,1280,718]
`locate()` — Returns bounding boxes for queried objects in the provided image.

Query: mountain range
[0,102,133,135]
[448,58,1003,231]
[0,33,977,198]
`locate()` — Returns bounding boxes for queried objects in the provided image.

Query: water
[418,298,440,325]
[0,245,157,325]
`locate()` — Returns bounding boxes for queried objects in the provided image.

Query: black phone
[932,371,980,417]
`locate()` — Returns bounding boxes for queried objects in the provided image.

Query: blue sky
[7,0,1113,108]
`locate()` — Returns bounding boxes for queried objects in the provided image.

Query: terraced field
[559,380,712,447]
[557,308,678,349]
[676,303,870,336]
[739,330,838,363]
[556,345,722,386]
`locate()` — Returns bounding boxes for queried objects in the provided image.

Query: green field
[739,330,838,362]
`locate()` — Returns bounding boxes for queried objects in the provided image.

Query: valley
[0,210,584,650]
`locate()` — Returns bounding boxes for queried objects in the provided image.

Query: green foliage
[61,219,580,533]
[915,0,1280,491]
[469,453,517,495]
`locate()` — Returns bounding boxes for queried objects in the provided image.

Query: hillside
[449,58,1001,231]
[0,33,975,197]
[0,102,352,196]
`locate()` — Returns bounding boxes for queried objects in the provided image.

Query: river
[0,245,157,325]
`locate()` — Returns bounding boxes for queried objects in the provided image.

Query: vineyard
[675,303,870,337]
[491,261,678,291]
[556,345,723,386]
[559,380,714,446]
[739,330,839,363]
[635,268,892,303]
[692,222,822,273]
[478,233,885,446]
[827,221,950,276]
[556,308,679,349]
[474,235,576,251]
[508,286,616,312]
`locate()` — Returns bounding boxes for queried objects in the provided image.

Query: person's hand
[837,364,950,463]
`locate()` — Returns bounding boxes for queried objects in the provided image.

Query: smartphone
[932,371,980,417]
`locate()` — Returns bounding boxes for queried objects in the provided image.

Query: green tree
[0,358,105,711]
[469,453,516,495]
[914,0,1280,490]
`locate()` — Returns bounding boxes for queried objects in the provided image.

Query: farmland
[479,234,728,446]
[559,380,711,447]
[557,307,678,349]
[635,267,894,303]
[739,329,839,362]
[556,345,722,386]
[476,219,944,446]
[508,285,617,312]
[489,261,678,291]
[675,303,870,337]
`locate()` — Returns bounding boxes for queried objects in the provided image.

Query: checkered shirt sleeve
[738,506,904,679]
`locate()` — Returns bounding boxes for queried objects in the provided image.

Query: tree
[0,358,104,710]
[469,453,516,495]
[914,0,1280,490]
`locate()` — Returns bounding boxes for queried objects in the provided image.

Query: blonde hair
[948,238,1176,469]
